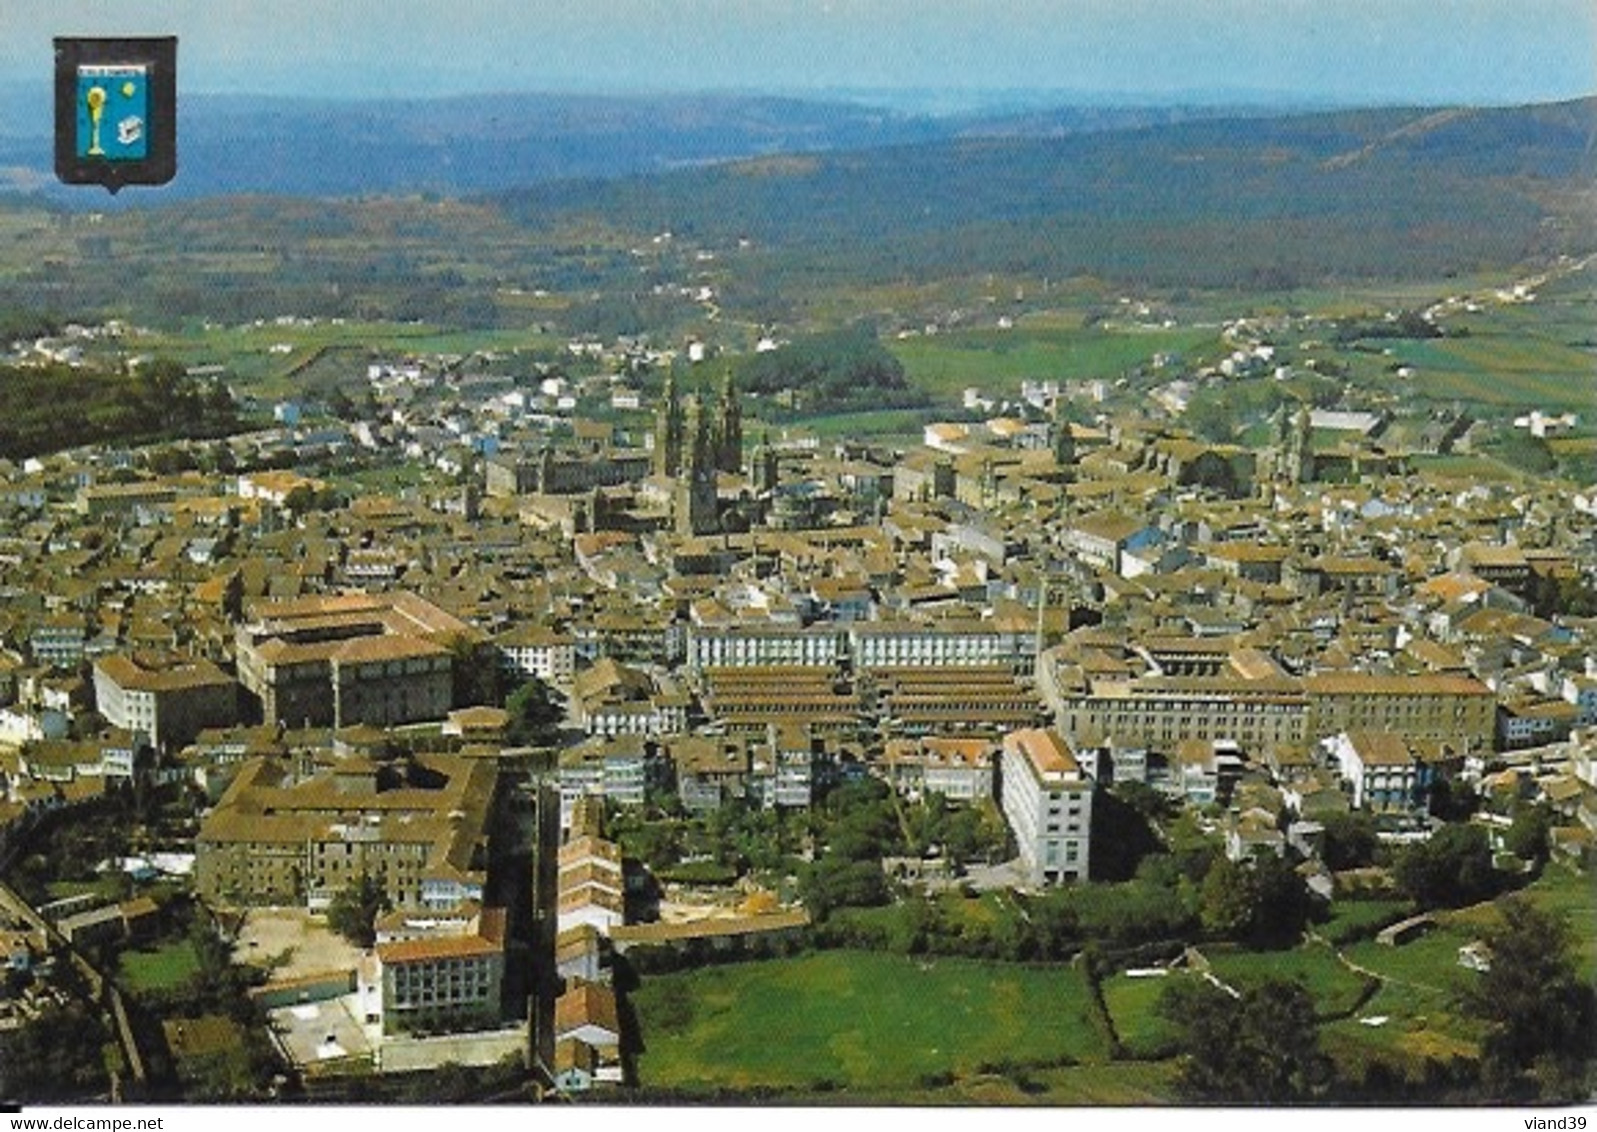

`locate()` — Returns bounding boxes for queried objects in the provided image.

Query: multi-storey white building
[687,624,843,672]
[850,619,1033,672]
[374,914,505,1036]
[1329,731,1427,813]
[1000,728,1093,886]
[557,735,657,825]
[496,625,576,688]
[92,654,238,752]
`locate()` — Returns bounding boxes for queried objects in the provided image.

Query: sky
[7,0,1597,107]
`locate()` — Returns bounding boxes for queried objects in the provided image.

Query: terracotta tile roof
[1004,727,1080,780]
[554,981,620,1041]
[375,931,502,965]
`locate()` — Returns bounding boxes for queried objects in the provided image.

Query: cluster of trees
[735,324,927,417]
[0,998,115,1102]
[812,806,1318,961]
[1464,895,1597,1101]
[607,795,811,879]
[504,676,565,748]
[0,357,240,461]
[608,777,1011,905]
[797,778,1012,920]
[1182,375,1338,444]
[1528,568,1597,619]
[1391,822,1497,909]
[326,872,393,949]
[1332,309,1446,342]
[1158,977,1331,1102]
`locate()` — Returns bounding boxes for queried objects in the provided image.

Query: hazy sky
[10,0,1597,106]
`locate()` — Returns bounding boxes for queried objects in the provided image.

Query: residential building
[850,617,1034,673]
[667,735,751,812]
[496,625,576,688]
[92,653,239,751]
[999,728,1093,886]
[687,623,843,672]
[1303,674,1496,751]
[552,981,623,1086]
[882,736,996,801]
[1328,730,1457,813]
[373,907,506,1036]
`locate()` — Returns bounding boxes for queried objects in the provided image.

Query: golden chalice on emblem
[85,85,106,156]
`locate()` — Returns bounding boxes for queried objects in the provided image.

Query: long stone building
[194,751,496,912]
[1039,643,1496,753]
[234,592,470,729]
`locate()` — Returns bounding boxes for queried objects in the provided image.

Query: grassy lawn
[1319,897,1412,945]
[1445,865,1597,982]
[1100,972,1180,1058]
[1205,942,1376,1018]
[747,407,933,445]
[1410,454,1526,483]
[44,878,123,903]
[632,949,1107,1092]
[119,939,202,994]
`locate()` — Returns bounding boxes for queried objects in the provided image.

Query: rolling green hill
[0,97,1590,333]
[494,98,1597,290]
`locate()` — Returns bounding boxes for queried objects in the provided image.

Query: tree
[798,855,889,920]
[819,777,901,861]
[1503,803,1553,864]
[0,1001,113,1102]
[448,634,505,709]
[1427,777,1479,822]
[1458,895,1597,1101]
[1200,856,1255,940]
[1319,810,1379,871]
[504,676,564,747]
[326,872,391,949]
[1158,976,1331,1102]
[1248,850,1314,948]
[327,387,359,420]
[1393,822,1495,909]
[1089,784,1166,881]
[1200,851,1311,948]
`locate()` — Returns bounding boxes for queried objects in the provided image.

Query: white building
[688,624,843,672]
[849,619,1031,672]
[1000,728,1093,886]
[1329,731,1424,813]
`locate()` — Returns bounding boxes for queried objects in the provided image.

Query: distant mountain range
[0,87,1344,199]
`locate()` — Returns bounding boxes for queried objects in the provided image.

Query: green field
[1319,898,1413,945]
[1100,972,1180,1058]
[1384,332,1596,411]
[1205,942,1376,1018]
[1446,864,1597,982]
[747,407,932,446]
[888,324,1219,399]
[631,950,1105,1093]
[130,320,562,398]
[119,939,202,994]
